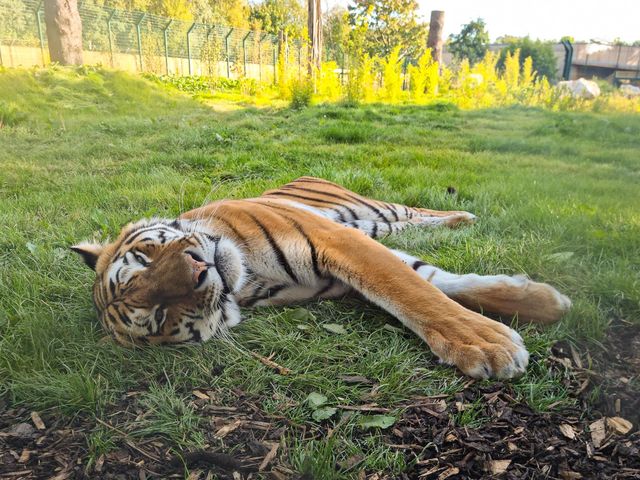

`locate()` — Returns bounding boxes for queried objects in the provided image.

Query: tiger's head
[71,219,245,346]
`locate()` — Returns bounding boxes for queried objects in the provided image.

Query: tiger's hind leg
[263,177,477,235]
[391,250,571,325]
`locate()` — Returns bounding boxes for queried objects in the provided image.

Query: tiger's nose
[184,253,214,285]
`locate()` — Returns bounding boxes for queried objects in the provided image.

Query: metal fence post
[272,39,277,84]
[135,13,145,72]
[106,9,116,68]
[225,28,233,78]
[242,32,250,77]
[163,19,173,74]
[35,1,45,66]
[187,22,196,75]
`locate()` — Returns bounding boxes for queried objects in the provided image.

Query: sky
[325,0,640,44]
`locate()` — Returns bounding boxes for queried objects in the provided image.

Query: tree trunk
[427,10,445,65]
[44,0,83,65]
[307,0,322,76]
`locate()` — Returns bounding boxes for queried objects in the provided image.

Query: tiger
[71,176,572,379]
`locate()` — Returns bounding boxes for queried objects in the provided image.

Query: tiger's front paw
[431,312,529,379]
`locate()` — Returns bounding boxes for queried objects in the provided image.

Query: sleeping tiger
[72,177,571,379]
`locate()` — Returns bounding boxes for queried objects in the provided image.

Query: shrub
[382,46,403,102]
[0,102,25,128]
[317,61,342,99]
[289,78,313,109]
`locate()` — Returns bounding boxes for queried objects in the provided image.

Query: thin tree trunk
[307,0,322,76]
[427,10,445,65]
[44,0,83,65]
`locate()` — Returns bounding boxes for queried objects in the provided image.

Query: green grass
[1,66,639,477]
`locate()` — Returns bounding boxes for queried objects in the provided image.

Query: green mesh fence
[0,0,308,81]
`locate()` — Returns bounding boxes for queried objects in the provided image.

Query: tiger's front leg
[318,229,529,379]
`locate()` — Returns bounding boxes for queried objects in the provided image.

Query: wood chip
[337,404,390,413]
[18,449,31,463]
[560,470,583,479]
[250,351,291,375]
[589,419,606,448]
[258,442,279,471]
[514,426,525,435]
[507,441,518,452]
[214,420,243,439]
[437,466,460,480]
[30,412,45,430]
[488,459,511,475]
[559,423,577,440]
[606,416,633,435]
[94,454,105,473]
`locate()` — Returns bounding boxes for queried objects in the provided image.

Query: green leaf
[544,251,574,262]
[322,323,347,334]
[312,407,337,422]
[288,307,316,322]
[305,392,328,408]
[25,242,38,255]
[383,323,403,333]
[357,415,396,429]
[296,324,311,330]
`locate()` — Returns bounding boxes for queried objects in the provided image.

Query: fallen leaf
[488,459,511,475]
[589,419,606,448]
[357,415,396,429]
[192,390,210,400]
[30,412,45,430]
[312,407,337,421]
[306,392,328,408]
[607,416,633,435]
[559,423,577,440]
[339,375,373,384]
[214,419,243,438]
[322,323,347,334]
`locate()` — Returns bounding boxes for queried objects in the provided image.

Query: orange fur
[72,177,571,378]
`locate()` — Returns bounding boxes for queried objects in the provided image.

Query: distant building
[442,42,640,85]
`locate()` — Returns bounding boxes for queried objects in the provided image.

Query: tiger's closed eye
[154,307,166,325]
[133,251,150,266]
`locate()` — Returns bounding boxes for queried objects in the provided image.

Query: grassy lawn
[1,67,639,477]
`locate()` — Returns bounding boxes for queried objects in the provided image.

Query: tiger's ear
[70,242,104,271]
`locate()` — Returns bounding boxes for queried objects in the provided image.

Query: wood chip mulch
[1,320,638,479]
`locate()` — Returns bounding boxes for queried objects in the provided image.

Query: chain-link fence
[0,0,311,82]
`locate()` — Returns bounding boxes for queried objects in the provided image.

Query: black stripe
[371,222,378,238]
[315,278,336,297]
[286,185,391,225]
[246,213,299,283]
[210,216,249,245]
[412,260,427,270]
[242,284,288,307]
[384,203,400,221]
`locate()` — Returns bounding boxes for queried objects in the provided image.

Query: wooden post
[307,0,321,77]
[427,10,445,64]
[43,0,83,65]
